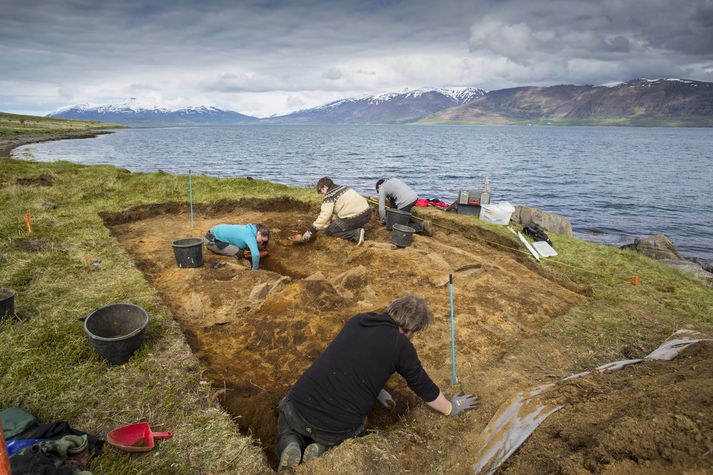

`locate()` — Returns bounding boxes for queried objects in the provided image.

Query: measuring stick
[450,273,457,385]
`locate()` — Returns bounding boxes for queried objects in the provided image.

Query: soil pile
[500,341,713,474]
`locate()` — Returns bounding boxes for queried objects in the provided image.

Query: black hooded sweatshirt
[289,312,440,433]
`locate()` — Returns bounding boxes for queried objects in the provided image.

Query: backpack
[523,223,552,245]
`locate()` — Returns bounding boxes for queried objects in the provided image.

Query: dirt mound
[500,341,713,474]
[105,199,583,467]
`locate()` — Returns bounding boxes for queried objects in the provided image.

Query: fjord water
[13,125,713,263]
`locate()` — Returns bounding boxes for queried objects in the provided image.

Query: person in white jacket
[301,177,371,245]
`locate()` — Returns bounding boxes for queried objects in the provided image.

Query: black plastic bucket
[172,238,204,268]
[0,287,15,321]
[385,208,411,230]
[84,303,149,365]
[391,224,415,248]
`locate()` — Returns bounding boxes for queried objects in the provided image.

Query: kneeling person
[275,294,479,471]
[204,223,270,270]
[301,176,371,246]
[376,178,432,235]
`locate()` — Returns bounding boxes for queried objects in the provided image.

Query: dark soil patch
[500,341,713,474]
[105,198,583,469]
[15,174,54,186]
[100,197,314,226]
[10,237,52,252]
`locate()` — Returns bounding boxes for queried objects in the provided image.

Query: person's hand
[449,393,479,416]
[377,389,396,409]
[302,230,313,242]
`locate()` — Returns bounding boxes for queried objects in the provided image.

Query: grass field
[1,139,712,473]
[0,111,123,135]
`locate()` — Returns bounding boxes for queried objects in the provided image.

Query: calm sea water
[13,125,713,263]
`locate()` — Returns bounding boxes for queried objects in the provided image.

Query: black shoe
[277,441,302,472]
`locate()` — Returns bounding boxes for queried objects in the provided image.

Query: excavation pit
[103,198,583,467]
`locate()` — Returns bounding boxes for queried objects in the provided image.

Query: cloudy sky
[2,0,712,117]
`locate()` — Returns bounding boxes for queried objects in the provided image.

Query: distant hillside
[267,87,486,124]
[48,100,258,127]
[0,111,121,135]
[423,79,713,126]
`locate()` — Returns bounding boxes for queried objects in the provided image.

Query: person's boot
[302,442,326,462]
[277,441,302,472]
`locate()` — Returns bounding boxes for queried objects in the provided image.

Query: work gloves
[449,393,479,416]
[377,389,396,409]
[302,230,313,242]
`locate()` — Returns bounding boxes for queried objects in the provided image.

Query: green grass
[0,111,123,135]
[0,153,316,473]
[2,140,712,473]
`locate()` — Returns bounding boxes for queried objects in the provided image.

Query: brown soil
[500,341,713,474]
[104,198,584,469]
[103,199,713,473]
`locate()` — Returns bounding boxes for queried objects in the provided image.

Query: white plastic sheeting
[472,384,562,475]
[471,329,712,474]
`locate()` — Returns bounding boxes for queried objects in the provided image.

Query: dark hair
[316,177,333,192]
[387,293,433,333]
[375,179,385,192]
[256,224,271,240]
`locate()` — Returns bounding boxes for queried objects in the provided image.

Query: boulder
[659,259,713,282]
[332,265,368,289]
[248,282,270,301]
[269,276,292,294]
[305,271,327,281]
[624,234,683,261]
[512,206,573,237]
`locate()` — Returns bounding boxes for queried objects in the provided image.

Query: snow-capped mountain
[268,87,486,124]
[48,99,258,126]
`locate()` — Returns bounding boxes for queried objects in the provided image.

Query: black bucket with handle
[391,224,415,248]
[0,287,16,322]
[172,238,204,268]
[385,208,411,230]
[84,303,149,365]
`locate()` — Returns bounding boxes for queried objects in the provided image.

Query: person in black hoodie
[275,294,479,471]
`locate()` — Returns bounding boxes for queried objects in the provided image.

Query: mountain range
[47,79,713,126]
[47,100,257,126]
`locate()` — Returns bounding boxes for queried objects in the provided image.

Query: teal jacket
[210,224,261,270]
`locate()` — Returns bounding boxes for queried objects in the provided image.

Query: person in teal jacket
[204,223,271,270]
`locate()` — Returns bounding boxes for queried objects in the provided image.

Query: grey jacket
[378,178,418,222]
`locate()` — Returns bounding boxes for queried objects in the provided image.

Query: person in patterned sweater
[301,177,371,245]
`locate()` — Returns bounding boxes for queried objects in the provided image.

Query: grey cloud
[322,68,343,80]
[1,0,712,115]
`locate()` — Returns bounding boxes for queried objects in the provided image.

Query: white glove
[302,230,313,242]
[377,389,396,409]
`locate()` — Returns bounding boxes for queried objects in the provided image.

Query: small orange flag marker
[633,274,639,287]
[25,212,32,233]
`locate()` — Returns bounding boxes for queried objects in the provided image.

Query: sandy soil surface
[102,198,713,473]
[104,198,585,468]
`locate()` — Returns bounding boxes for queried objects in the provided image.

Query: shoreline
[0,129,113,157]
[4,129,710,269]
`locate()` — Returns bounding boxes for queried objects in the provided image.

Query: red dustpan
[106,422,173,453]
